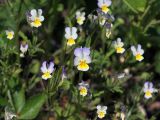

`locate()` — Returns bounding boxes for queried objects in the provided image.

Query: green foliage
[18,93,47,119]
[123,0,147,13]
[13,88,25,113]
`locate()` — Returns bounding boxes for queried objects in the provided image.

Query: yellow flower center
[135,54,144,61]
[101,5,109,13]
[67,38,75,46]
[32,17,41,27]
[77,17,83,25]
[80,87,87,96]
[145,90,152,97]
[78,60,89,71]
[116,47,125,53]
[7,32,13,40]
[42,71,51,80]
[98,111,105,119]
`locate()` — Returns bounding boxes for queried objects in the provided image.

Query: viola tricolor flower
[78,81,89,97]
[6,30,14,40]
[76,11,85,25]
[97,0,112,13]
[20,43,28,57]
[65,27,78,46]
[131,44,144,61]
[143,82,157,99]
[41,61,54,80]
[97,105,107,119]
[74,47,91,71]
[113,38,125,54]
[29,9,44,28]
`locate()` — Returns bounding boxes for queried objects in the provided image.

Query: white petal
[74,57,81,66]
[84,56,91,63]
[143,87,148,92]
[104,0,112,6]
[72,27,77,34]
[131,46,137,56]
[39,16,44,21]
[11,31,14,35]
[71,33,78,39]
[137,45,144,55]
[98,0,103,7]
[82,12,85,17]
[149,82,153,88]
[65,33,71,39]
[41,61,47,73]
[65,27,71,39]
[144,82,149,88]
[117,38,121,43]
[20,44,28,53]
[97,105,101,110]
[65,27,71,34]
[38,9,42,16]
[30,16,36,21]
[149,88,154,93]
[76,11,81,17]
[30,9,37,17]
[102,106,107,111]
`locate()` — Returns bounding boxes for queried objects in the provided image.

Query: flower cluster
[113,38,145,62]
[1,0,157,118]
[97,0,114,38]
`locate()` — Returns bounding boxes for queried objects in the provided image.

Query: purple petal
[74,47,83,58]
[48,62,54,73]
[83,47,90,56]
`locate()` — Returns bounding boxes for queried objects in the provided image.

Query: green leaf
[13,88,25,113]
[0,97,8,106]
[29,60,40,74]
[61,80,71,90]
[123,0,147,13]
[18,93,47,119]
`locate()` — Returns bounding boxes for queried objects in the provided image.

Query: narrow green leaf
[123,0,147,13]
[18,93,47,119]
